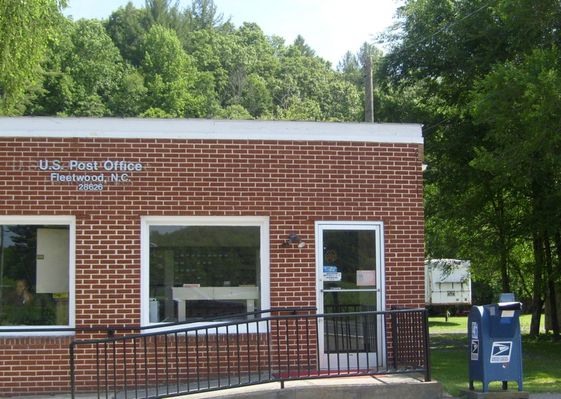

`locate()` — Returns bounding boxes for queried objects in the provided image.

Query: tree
[279,96,322,121]
[322,79,361,122]
[0,0,67,114]
[9,0,366,124]
[184,28,234,107]
[240,74,272,118]
[275,44,330,112]
[69,21,128,112]
[28,19,132,117]
[145,0,178,27]
[188,0,225,31]
[108,66,148,116]
[142,24,210,117]
[105,2,150,66]
[380,0,561,334]
[337,51,361,87]
[470,48,561,337]
[217,104,252,120]
[291,35,316,58]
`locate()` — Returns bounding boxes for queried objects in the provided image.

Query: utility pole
[364,56,374,123]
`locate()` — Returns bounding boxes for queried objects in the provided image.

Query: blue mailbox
[468,293,523,392]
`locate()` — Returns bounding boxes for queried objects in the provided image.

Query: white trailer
[425,259,471,307]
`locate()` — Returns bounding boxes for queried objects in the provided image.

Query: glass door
[315,222,385,370]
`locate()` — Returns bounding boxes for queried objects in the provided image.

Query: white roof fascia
[0,117,423,144]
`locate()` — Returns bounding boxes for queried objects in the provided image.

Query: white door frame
[315,221,386,370]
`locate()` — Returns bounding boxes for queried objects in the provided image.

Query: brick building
[0,118,424,395]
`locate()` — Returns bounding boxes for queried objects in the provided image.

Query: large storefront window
[143,217,269,324]
[0,223,71,327]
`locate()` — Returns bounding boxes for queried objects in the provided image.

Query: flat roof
[0,117,423,144]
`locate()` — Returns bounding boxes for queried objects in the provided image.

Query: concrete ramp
[182,375,443,399]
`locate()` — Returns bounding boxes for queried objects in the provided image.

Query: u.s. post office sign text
[38,159,143,191]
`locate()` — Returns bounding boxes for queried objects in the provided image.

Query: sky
[63,0,402,67]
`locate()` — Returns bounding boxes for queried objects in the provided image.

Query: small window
[0,219,73,329]
[142,217,269,325]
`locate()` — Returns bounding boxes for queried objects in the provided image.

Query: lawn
[429,315,561,396]
[429,314,538,335]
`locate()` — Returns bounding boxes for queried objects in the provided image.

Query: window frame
[0,215,75,336]
[140,216,270,331]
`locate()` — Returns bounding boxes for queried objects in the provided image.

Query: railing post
[314,314,320,375]
[69,342,75,399]
[422,309,431,382]
[391,312,398,371]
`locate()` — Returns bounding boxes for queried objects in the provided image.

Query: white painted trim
[314,220,386,369]
[0,118,423,144]
[314,220,386,312]
[140,216,270,332]
[0,215,75,337]
[0,330,75,338]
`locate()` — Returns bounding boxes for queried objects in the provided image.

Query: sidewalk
[443,392,561,399]
[6,381,561,399]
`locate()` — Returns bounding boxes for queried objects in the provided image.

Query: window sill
[0,327,75,337]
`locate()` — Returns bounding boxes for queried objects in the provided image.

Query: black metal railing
[69,308,430,399]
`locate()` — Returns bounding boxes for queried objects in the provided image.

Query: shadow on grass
[429,320,462,327]
[430,334,561,396]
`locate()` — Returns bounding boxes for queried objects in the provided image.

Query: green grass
[429,314,539,335]
[429,315,469,334]
[428,316,561,396]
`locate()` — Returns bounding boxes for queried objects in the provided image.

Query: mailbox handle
[498,301,522,311]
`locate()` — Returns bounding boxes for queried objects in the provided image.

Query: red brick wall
[0,137,424,395]
[0,337,72,395]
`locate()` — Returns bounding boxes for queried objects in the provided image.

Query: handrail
[72,309,391,344]
[0,306,317,334]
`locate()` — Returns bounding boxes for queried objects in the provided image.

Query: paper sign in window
[356,270,376,286]
[323,272,342,282]
[36,228,69,294]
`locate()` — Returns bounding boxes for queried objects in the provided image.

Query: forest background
[1,0,560,338]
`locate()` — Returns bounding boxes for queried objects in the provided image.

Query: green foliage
[217,104,252,120]
[322,79,361,121]
[142,24,199,117]
[29,19,133,116]
[280,96,322,121]
[140,107,175,118]
[69,20,126,112]
[337,51,361,82]
[188,0,226,31]
[109,66,148,116]
[17,0,368,123]
[105,2,150,66]
[470,48,561,205]
[0,0,67,114]
[240,74,272,118]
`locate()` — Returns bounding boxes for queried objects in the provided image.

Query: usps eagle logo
[490,341,512,363]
